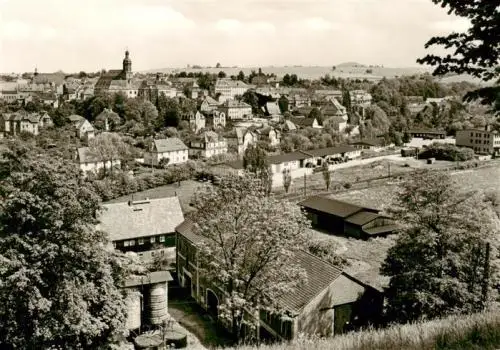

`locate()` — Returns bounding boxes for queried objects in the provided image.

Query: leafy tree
[321,162,331,190]
[278,95,289,113]
[243,144,268,174]
[237,70,245,82]
[218,71,227,78]
[190,174,308,341]
[283,169,292,193]
[216,62,221,68]
[342,88,352,114]
[381,171,499,323]
[417,0,499,114]
[88,133,131,177]
[0,142,132,349]
[308,107,324,124]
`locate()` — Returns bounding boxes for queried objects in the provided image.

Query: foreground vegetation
[231,311,500,350]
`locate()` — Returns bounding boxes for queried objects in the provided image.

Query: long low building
[210,145,361,182]
[298,195,398,239]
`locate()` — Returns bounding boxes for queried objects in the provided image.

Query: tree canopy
[0,141,131,349]
[417,0,500,114]
[382,170,499,323]
[190,174,309,340]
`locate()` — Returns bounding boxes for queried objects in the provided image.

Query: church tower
[123,49,132,80]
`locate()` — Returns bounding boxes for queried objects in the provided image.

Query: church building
[95,50,141,97]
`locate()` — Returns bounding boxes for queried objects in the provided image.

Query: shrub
[419,143,474,161]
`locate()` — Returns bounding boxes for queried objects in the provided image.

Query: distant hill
[335,62,367,68]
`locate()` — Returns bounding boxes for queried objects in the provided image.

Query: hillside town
[1,0,499,349]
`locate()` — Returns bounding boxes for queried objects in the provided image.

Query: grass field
[229,310,500,350]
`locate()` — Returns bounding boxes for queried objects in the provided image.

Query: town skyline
[1,0,471,73]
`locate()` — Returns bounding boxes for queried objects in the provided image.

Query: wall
[271,167,313,188]
[80,159,121,174]
[297,274,368,338]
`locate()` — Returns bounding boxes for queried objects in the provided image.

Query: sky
[0,0,471,73]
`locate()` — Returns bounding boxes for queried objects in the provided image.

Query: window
[138,238,144,245]
[159,235,165,242]
[129,240,135,246]
[124,241,130,247]
[150,237,156,243]
[112,242,116,249]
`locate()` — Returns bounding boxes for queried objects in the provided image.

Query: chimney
[485,124,490,132]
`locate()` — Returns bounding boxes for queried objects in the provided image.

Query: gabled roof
[152,138,188,153]
[283,120,297,131]
[220,100,251,109]
[75,118,93,130]
[345,211,380,226]
[299,196,367,218]
[268,151,312,164]
[278,250,343,313]
[68,114,85,123]
[98,197,185,241]
[408,129,446,135]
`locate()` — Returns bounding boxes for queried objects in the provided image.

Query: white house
[68,115,95,141]
[144,138,189,166]
[214,79,252,102]
[218,100,253,120]
[77,147,121,175]
[189,131,228,158]
[226,127,258,154]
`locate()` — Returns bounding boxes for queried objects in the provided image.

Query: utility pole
[303,173,306,197]
[388,162,391,178]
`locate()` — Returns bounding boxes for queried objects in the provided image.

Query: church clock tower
[123,49,132,80]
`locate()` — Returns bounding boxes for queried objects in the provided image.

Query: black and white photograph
[0,0,499,349]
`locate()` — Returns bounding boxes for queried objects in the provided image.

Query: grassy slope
[230,311,500,350]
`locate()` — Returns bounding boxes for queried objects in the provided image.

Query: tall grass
[228,311,500,350]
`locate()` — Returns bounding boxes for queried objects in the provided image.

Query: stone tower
[123,49,132,80]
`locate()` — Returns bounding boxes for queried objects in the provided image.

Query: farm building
[298,195,398,239]
[175,219,383,341]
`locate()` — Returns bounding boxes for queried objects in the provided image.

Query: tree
[218,71,227,78]
[417,0,499,115]
[190,175,309,341]
[342,88,352,114]
[243,144,272,194]
[278,95,289,114]
[216,62,221,68]
[321,162,331,190]
[0,142,133,349]
[88,133,130,177]
[381,171,499,324]
[237,70,245,82]
[283,169,292,193]
[308,107,324,125]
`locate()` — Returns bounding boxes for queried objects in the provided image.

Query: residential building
[281,120,298,132]
[321,97,348,121]
[324,116,348,133]
[225,127,257,154]
[175,219,383,341]
[255,127,281,147]
[289,117,321,129]
[314,89,342,100]
[408,129,446,140]
[214,79,252,102]
[189,131,228,158]
[183,111,206,133]
[68,115,95,141]
[350,90,372,106]
[0,90,19,102]
[144,138,189,166]
[199,96,220,113]
[76,146,121,174]
[98,197,184,261]
[299,196,398,239]
[95,108,120,131]
[218,100,253,120]
[204,110,226,129]
[456,128,500,156]
[292,94,312,108]
[138,77,177,104]
[0,111,52,136]
[264,101,281,116]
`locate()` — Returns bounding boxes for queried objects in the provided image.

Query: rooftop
[98,197,185,241]
[299,195,367,218]
[124,270,174,288]
[152,138,188,153]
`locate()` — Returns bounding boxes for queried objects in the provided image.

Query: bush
[419,143,474,161]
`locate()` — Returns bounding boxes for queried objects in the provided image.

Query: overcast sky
[0,0,470,73]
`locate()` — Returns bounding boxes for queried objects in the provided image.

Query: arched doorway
[206,289,219,318]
